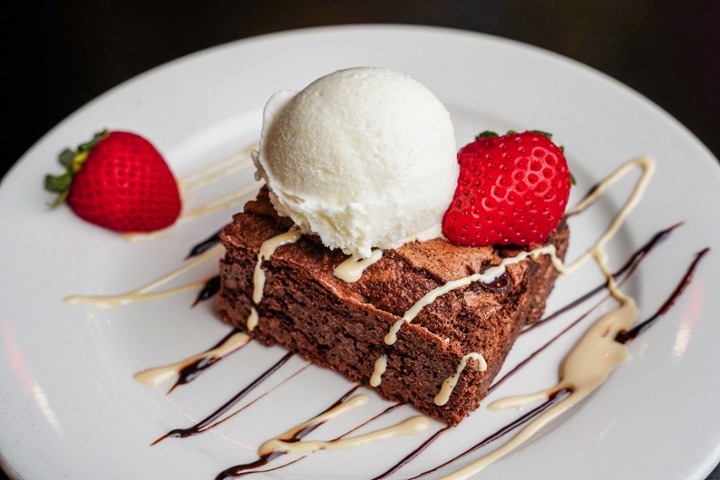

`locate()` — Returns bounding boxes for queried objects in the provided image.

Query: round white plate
[1,25,719,480]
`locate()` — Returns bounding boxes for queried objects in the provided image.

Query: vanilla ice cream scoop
[254,67,458,258]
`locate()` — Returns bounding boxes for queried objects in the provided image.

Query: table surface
[3,1,719,479]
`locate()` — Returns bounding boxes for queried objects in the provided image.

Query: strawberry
[442,130,571,246]
[44,130,182,232]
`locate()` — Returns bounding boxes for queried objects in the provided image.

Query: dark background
[4,0,719,177]
[3,0,719,479]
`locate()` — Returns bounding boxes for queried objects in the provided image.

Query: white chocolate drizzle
[373,239,563,395]
[333,249,384,283]
[133,330,251,386]
[252,226,302,304]
[246,307,259,332]
[373,245,562,392]
[178,144,257,191]
[178,180,262,224]
[437,156,655,480]
[64,244,225,308]
[562,156,655,274]
[247,226,302,331]
[258,394,430,457]
[369,355,388,387]
[434,353,488,406]
[384,245,564,346]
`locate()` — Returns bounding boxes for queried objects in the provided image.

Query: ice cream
[254,67,458,259]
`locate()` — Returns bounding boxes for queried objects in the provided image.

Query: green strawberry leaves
[45,129,109,206]
[475,130,499,139]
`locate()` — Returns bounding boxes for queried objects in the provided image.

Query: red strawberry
[442,130,571,246]
[44,130,182,232]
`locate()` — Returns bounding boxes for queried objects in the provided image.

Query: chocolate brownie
[217,188,569,425]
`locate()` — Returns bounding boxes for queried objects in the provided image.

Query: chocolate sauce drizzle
[187,229,222,259]
[356,227,707,480]
[408,389,572,480]
[152,351,294,445]
[388,247,710,480]
[192,275,221,307]
[616,247,709,344]
[167,327,244,394]
[154,224,707,479]
[523,222,681,334]
[492,223,678,394]
[564,180,602,218]
[214,385,361,480]
[222,396,407,478]
[371,425,451,480]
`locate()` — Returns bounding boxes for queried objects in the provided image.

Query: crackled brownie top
[221,188,569,356]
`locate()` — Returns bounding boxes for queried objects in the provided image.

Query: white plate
[1,25,719,480]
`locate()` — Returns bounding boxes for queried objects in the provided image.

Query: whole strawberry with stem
[442,130,571,246]
[45,130,182,232]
